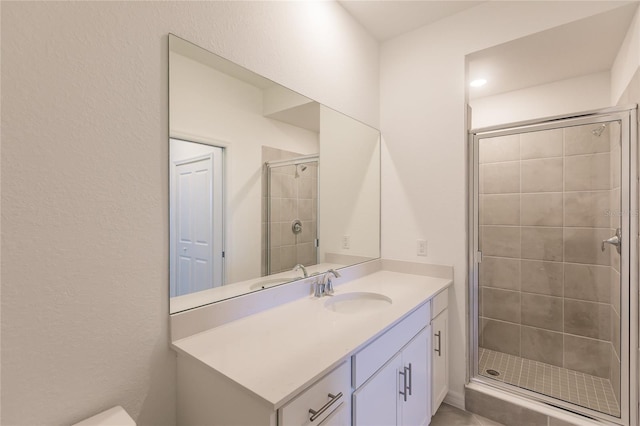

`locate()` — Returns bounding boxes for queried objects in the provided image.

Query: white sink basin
[324,292,392,314]
[249,276,301,290]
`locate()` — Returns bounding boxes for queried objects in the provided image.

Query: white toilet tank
[72,406,136,426]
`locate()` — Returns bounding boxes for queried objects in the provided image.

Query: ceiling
[467,2,638,99]
[339,1,637,99]
[338,0,484,41]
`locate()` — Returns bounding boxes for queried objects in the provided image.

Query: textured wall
[380,1,626,406]
[1,2,378,424]
[611,6,640,105]
[612,6,640,415]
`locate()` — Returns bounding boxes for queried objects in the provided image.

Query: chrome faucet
[323,269,341,295]
[293,263,308,278]
[313,275,325,298]
[313,269,342,297]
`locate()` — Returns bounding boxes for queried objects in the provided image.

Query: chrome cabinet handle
[399,369,408,402]
[309,392,343,422]
[399,364,412,401]
[435,331,442,356]
[601,228,622,254]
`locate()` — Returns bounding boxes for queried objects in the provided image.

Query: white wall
[0,2,379,424]
[170,52,319,285]
[319,107,381,261]
[470,71,611,129]
[611,4,640,418]
[612,5,640,105]
[380,1,626,406]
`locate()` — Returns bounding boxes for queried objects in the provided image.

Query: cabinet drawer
[431,288,448,319]
[352,302,430,389]
[279,360,351,426]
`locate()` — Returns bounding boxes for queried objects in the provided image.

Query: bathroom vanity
[171,265,451,425]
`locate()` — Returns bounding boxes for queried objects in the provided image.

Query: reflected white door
[173,148,223,296]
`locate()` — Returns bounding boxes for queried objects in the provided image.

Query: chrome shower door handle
[601,228,621,254]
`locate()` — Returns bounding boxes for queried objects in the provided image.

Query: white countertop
[171,269,451,409]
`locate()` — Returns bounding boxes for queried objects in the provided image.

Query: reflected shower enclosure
[263,149,319,275]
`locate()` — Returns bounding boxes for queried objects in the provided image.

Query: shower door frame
[467,105,638,426]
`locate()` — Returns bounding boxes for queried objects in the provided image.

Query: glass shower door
[471,109,634,424]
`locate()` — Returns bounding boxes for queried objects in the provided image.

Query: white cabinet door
[399,327,430,426]
[431,309,448,415]
[354,327,432,426]
[353,352,403,426]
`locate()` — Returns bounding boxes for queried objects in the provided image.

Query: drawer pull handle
[399,369,408,402]
[406,363,412,396]
[435,331,442,356]
[309,392,343,421]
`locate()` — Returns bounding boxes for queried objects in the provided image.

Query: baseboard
[443,390,465,410]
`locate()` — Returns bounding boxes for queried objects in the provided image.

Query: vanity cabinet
[174,274,452,426]
[353,327,431,426]
[430,289,449,416]
[352,302,431,426]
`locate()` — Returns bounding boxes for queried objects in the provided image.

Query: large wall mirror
[169,34,381,314]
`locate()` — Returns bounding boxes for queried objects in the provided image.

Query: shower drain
[486,369,501,377]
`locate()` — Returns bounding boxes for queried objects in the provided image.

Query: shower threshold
[479,348,620,418]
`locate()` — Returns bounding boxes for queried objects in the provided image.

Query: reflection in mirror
[169,34,380,313]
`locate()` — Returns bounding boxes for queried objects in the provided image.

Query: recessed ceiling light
[470,79,487,88]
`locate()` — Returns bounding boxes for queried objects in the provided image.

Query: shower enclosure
[468,106,637,425]
[264,155,319,275]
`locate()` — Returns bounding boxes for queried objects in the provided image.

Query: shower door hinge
[222,251,225,258]
[314,239,319,248]
[475,251,483,263]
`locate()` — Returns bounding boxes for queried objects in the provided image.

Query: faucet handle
[326,268,341,278]
[313,276,325,298]
[293,263,309,278]
[325,277,335,295]
[323,269,340,295]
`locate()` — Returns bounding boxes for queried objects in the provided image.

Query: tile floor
[431,403,504,426]
[479,348,620,417]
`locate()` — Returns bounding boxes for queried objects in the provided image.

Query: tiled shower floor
[479,348,620,418]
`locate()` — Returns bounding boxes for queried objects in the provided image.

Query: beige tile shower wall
[479,125,617,381]
[262,147,318,275]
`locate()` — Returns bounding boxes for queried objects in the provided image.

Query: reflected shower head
[295,164,307,178]
[592,124,606,137]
